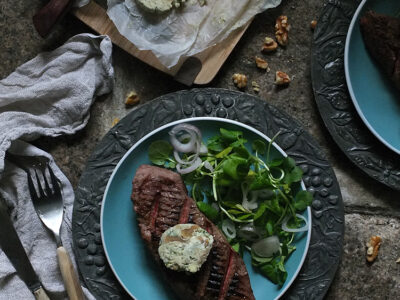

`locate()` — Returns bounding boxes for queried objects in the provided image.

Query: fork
[27,163,85,300]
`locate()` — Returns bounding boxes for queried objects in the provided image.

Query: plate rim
[344,0,400,155]
[100,116,312,300]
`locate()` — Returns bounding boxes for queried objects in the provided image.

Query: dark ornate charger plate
[311,0,400,190]
[72,88,344,299]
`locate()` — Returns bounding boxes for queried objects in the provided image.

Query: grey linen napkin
[0,33,114,299]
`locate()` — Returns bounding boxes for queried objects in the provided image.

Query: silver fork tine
[34,169,45,199]
[42,168,52,197]
[47,165,61,196]
[27,170,39,202]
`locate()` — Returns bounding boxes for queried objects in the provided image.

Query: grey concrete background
[1,0,400,299]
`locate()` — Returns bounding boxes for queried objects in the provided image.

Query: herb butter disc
[158,224,214,273]
[135,0,174,13]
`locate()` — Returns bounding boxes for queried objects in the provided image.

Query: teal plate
[345,0,400,154]
[101,117,311,300]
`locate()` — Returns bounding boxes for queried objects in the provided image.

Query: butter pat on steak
[131,165,255,300]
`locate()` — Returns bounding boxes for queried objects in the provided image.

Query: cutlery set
[1,154,84,300]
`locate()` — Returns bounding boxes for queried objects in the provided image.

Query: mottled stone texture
[1,0,400,299]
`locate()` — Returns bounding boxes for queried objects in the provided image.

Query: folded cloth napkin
[0,33,114,299]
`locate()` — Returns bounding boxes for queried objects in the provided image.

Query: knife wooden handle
[33,287,50,300]
[33,0,73,37]
[57,246,85,300]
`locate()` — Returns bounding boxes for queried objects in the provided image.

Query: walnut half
[255,56,269,70]
[366,235,382,263]
[125,91,140,106]
[261,37,278,53]
[275,71,291,85]
[275,16,290,46]
[232,73,248,89]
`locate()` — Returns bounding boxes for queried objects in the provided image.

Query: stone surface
[1,0,400,298]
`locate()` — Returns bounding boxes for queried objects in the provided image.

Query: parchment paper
[107,0,281,68]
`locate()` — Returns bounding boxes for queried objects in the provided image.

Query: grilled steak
[132,165,255,300]
[360,11,400,90]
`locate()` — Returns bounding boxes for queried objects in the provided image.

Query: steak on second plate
[360,10,400,90]
[132,164,255,300]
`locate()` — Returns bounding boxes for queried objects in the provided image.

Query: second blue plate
[345,0,400,154]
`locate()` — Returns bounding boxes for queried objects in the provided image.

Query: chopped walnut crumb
[366,235,382,263]
[261,37,278,53]
[275,16,290,47]
[125,91,140,106]
[232,73,247,89]
[275,71,291,85]
[252,81,260,93]
[310,20,317,30]
[112,118,120,127]
[255,56,269,70]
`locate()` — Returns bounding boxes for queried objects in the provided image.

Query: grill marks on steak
[132,165,255,300]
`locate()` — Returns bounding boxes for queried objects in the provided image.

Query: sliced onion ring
[203,161,214,172]
[252,235,280,258]
[176,157,202,175]
[173,150,198,165]
[282,213,309,233]
[169,124,201,153]
[222,219,236,239]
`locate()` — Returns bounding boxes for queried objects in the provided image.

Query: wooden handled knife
[0,200,50,300]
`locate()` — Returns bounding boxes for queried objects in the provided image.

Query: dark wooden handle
[33,0,73,37]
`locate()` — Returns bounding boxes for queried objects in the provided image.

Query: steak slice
[132,165,255,300]
[360,11,400,90]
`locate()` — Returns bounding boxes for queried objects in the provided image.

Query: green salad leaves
[148,127,312,286]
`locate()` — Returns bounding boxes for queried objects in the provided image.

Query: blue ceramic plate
[101,117,311,300]
[345,0,400,154]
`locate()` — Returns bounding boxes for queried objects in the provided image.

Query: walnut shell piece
[366,235,382,263]
[255,56,269,70]
[275,71,291,85]
[232,73,248,89]
[275,16,290,46]
[310,20,317,30]
[252,81,260,93]
[125,91,140,106]
[261,37,278,53]
[112,118,120,127]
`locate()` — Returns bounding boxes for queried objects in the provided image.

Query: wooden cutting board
[72,1,251,85]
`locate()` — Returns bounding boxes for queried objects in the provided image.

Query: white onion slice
[241,186,258,211]
[203,161,214,172]
[238,223,262,241]
[176,157,202,175]
[173,150,198,165]
[169,124,202,153]
[282,213,309,233]
[252,235,280,257]
[222,219,236,239]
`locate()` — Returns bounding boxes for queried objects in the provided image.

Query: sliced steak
[360,11,400,90]
[132,165,255,300]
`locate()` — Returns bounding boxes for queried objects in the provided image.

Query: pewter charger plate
[311,0,400,189]
[72,88,344,299]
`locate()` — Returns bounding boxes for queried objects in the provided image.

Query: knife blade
[0,200,50,300]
